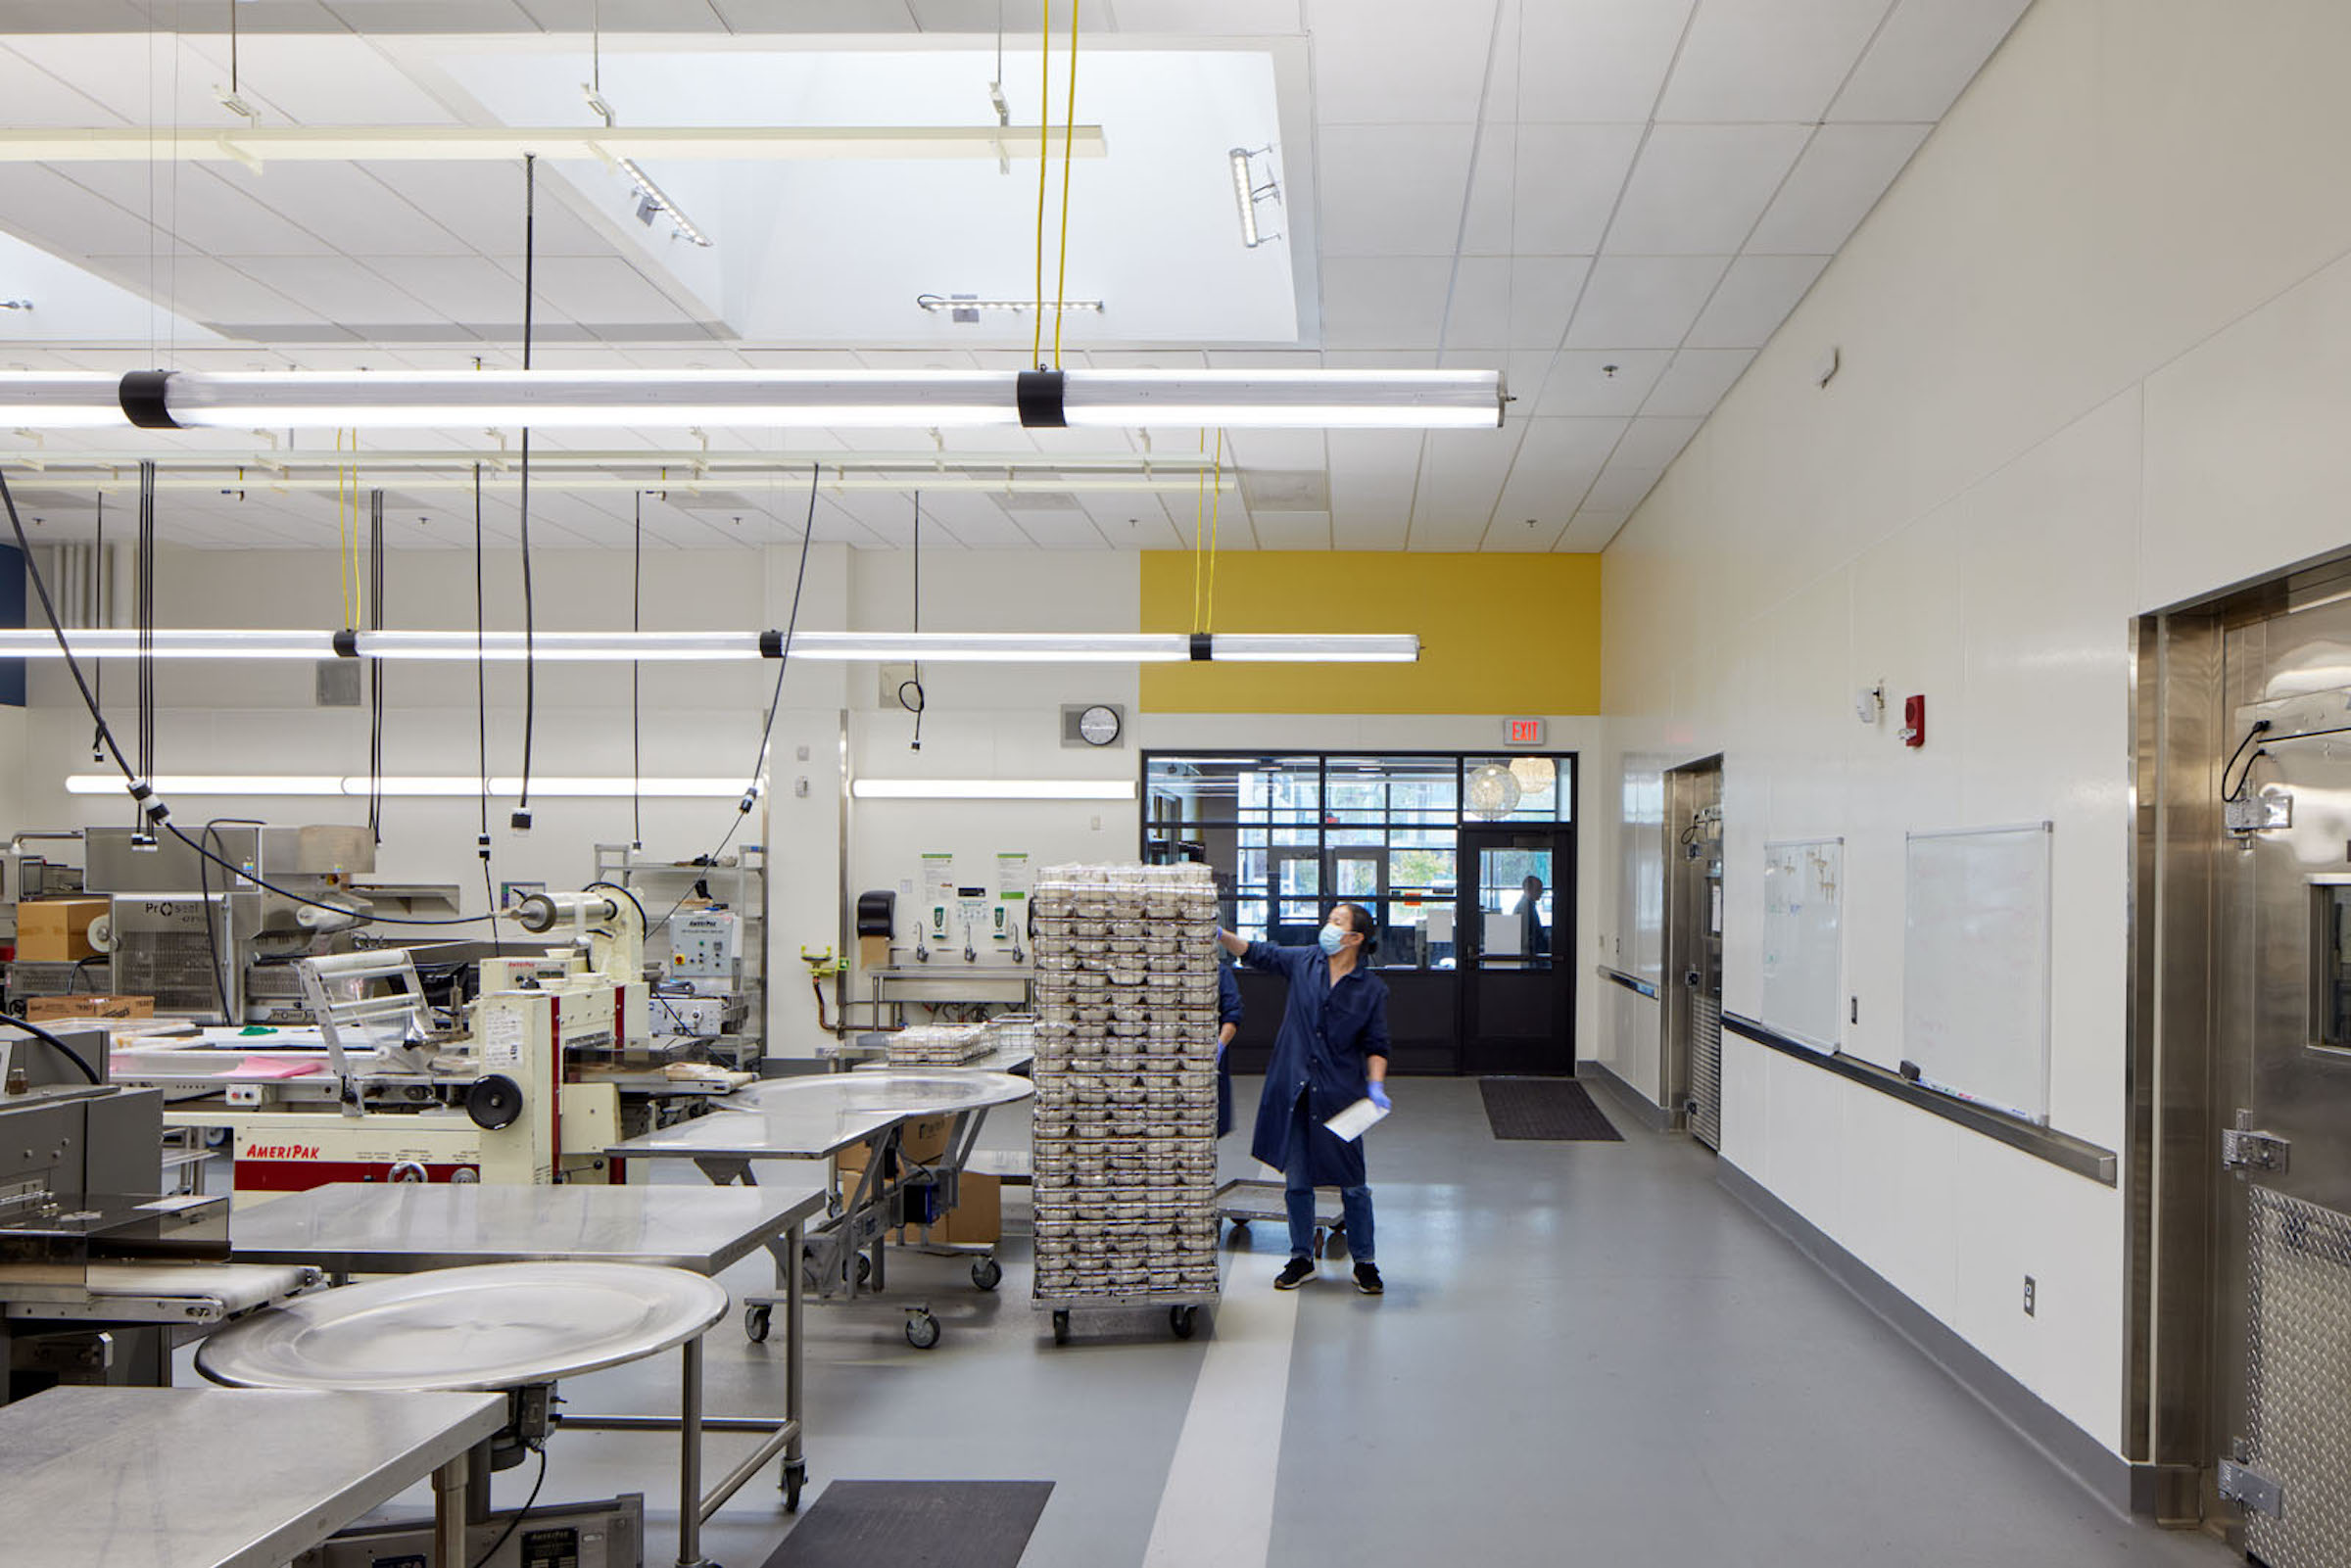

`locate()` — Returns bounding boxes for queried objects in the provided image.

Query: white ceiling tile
[1558,511,1628,549]
[1582,460,1665,513]
[1406,513,1493,551]
[1531,350,1670,415]
[1247,510,1331,549]
[1746,122,1929,254]
[1561,255,1727,348]
[1507,0,1697,122]
[1109,0,1304,33]
[1441,257,1590,352]
[1605,123,1810,255]
[0,43,122,124]
[904,0,1111,32]
[228,36,463,125]
[1316,122,1475,258]
[233,256,446,325]
[1412,427,1521,535]
[1829,0,2030,121]
[1657,0,1894,122]
[530,257,699,326]
[1642,346,1755,414]
[1310,0,1498,124]
[1317,256,1452,350]
[0,166,160,257]
[1325,428,1415,546]
[1004,507,1112,549]
[386,255,530,323]
[705,0,921,30]
[1460,121,1643,256]
[62,164,336,258]
[1686,253,1828,348]
[209,164,477,259]
[1486,415,1618,540]
[1609,414,1703,467]
[1222,429,1325,471]
[353,164,611,259]
[91,254,325,328]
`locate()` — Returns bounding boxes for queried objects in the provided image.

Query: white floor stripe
[1141,1256,1302,1568]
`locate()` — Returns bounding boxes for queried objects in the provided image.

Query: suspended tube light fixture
[0,629,1421,664]
[63,775,757,798]
[0,368,1503,432]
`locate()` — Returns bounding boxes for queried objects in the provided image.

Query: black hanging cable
[515,151,539,832]
[367,488,386,843]
[0,467,493,929]
[897,490,926,751]
[647,463,819,939]
[90,491,104,761]
[471,465,503,955]
[632,488,644,850]
[2222,719,2274,803]
[135,459,157,841]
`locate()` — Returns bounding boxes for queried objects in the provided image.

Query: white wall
[1595,0,2351,1456]
[842,552,1142,982]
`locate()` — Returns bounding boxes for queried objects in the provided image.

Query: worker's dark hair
[1335,901,1378,956]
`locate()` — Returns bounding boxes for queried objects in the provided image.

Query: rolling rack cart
[1215,1177,1346,1257]
[1030,864,1223,1345]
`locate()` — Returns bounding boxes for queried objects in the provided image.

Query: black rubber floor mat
[1478,1077,1624,1141]
[761,1481,1054,1568]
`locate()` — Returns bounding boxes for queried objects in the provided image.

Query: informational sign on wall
[996,852,1032,901]
[921,853,955,937]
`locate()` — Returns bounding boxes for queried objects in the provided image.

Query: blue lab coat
[1215,961,1244,1138]
[1241,939,1391,1188]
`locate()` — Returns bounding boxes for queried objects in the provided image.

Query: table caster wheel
[1051,1309,1071,1346]
[744,1303,772,1344]
[905,1311,941,1351]
[782,1460,806,1512]
[1229,1218,1250,1233]
[856,1253,874,1286]
[971,1257,1003,1292]
[1170,1306,1198,1340]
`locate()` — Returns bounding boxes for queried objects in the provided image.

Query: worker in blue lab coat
[1215,958,1244,1139]
[1218,902,1389,1296]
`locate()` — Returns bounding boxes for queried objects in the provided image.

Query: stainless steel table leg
[677,1333,709,1568]
[434,1450,469,1566]
[465,1438,493,1525]
[784,1215,805,1508]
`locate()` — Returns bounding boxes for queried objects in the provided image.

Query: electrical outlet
[2023,1275,2037,1316]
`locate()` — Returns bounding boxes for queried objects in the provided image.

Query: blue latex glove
[1367,1081,1391,1113]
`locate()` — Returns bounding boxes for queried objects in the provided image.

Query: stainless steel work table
[0,1385,504,1568]
[227,1180,824,1277]
[606,1070,1034,1350]
[221,1182,830,1535]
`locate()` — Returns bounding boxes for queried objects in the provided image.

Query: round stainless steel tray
[197,1261,728,1393]
[725,1069,1034,1117]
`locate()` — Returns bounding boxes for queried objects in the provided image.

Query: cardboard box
[891,1172,1001,1246]
[16,898,109,963]
[833,1113,952,1175]
[24,994,155,1022]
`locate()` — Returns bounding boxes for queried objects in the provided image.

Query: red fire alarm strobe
[1899,695,1926,748]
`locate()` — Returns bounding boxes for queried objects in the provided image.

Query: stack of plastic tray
[1030,863,1223,1310]
[886,1023,991,1067]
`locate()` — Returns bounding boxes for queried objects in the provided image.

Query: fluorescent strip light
[0,373,132,428]
[916,295,1104,313]
[0,631,1421,665]
[65,775,756,798]
[851,779,1135,801]
[6,368,1503,432]
[1231,149,1262,248]
[614,157,714,248]
[0,124,1110,165]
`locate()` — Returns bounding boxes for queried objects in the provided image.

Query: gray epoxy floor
[216,1077,2240,1568]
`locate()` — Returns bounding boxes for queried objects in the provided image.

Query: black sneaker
[1274,1257,1316,1290]
[1353,1262,1384,1296]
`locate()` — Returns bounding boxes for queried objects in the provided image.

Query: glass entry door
[1458,827,1574,1074]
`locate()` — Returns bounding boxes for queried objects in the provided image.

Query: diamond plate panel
[2245,1185,2351,1566]
[1692,995,1723,1150]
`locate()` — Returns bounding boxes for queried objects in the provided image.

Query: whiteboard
[1903,823,2052,1124]
[1761,838,1843,1053]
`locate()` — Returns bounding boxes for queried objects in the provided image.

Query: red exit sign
[1506,718,1545,747]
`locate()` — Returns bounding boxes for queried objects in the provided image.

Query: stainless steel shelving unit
[594,842,769,1069]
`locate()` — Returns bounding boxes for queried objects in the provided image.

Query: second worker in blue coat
[1218,902,1389,1296]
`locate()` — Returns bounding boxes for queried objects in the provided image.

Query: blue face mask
[1319,924,1348,956]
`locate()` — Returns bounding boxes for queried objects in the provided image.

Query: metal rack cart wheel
[1040,1288,1219,1347]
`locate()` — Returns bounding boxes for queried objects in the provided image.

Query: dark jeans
[1284,1090,1375,1262]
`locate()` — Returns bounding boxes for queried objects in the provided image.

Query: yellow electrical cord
[1032,0,1051,367]
[1191,428,1207,632]
[1205,429,1223,632]
[1051,0,1080,367]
